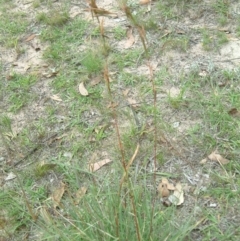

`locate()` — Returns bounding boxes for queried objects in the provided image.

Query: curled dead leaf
[39,206,52,225]
[161,177,175,190]
[157,178,175,197]
[90,76,101,86]
[158,183,170,197]
[79,82,89,96]
[168,182,184,206]
[200,150,230,165]
[200,158,208,164]
[50,95,62,102]
[75,187,87,205]
[139,0,151,5]
[25,34,36,42]
[122,88,130,96]
[208,150,229,165]
[107,102,118,109]
[5,172,16,181]
[228,108,240,117]
[51,181,65,209]
[127,98,140,108]
[89,159,112,172]
[125,27,135,49]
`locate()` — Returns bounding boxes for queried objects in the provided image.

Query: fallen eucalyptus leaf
[25,34,36,42]
[39,206,52,225]
[158,182,169,197]
[161,177,175,190]
[89,159,112,172]
[228,108,240,117]
[79,82,88,96]
[51,181,65,209]
[5,172,16,181]
[127,97,140,108]
[90,76,101,86]
[157,178,175,197]
[200,158,208,164]
[208,150,229,165]
[168,182,184,206]
[50,95,62,102]
[75,187,87,205]
[139,0,151,4]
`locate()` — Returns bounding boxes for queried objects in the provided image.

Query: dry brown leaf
[176,30,185,34]
[79,82,89,96]
[208,150,229,165]
[25,34,36,42]
[168,182,184,206]
[228,108,240,117]
[51,181,65,209]
[75,187,87,205]
[158,178,175,197]
[39,206,52,225]
[139,0,151,5]
[122,88,130,96]
[89,159,112,172]
[90,76,101,86]
[218,81,229,87]
[42,69,58,78]
[50,95,62,102]
[159,30,172,39]
[200,158,208,164]
[198,71,207,77]
[94,125,106,134]
[92,8,113,16]
[125,27,135,49]
[127,98,140,108]
[158,182,170,197]
[5,172,16,181]
[161,178,175,190]
[107,102,118,109]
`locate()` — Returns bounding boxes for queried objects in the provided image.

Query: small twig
[15,172,37,221]
[213,57,240,62]
[55,210,87,237]
[120,143,140,186]
[12,133,58,167]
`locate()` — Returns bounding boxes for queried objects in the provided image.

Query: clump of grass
[5,73,37,112]
[41,17,88,62]
[0,190,32,239]
[113,26,126,40]
[36,11,69,26]
[216,31,228,45]
[168,95,185,109]
[0,10,28,47]
[81,50,104,74]
[162,36,190,52]
[32,0,41,8]
[212,0,230,25]
[34,162,57,178]
[201,29,228,51]
[201,29,212,51]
